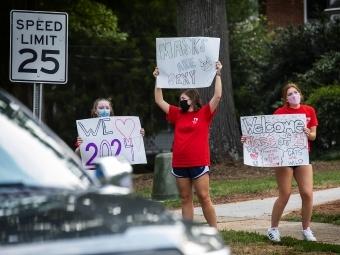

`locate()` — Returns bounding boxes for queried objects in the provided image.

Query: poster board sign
[156,37,220,89]
[76,116,147,170]
[240,114,309,167]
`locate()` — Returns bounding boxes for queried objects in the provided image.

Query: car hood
[0,187,175,246]
[0,188,229,255]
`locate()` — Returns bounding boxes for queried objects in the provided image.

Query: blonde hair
[91,98,114,117]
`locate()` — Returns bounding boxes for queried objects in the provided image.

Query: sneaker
[302,227,317,241]
[267,227,281,242]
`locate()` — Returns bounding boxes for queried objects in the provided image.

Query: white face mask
[287,93,301,105]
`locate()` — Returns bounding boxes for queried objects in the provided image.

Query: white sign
[76,116,147,170]
[240,114,309,167]
[10,10,68,84]
[156,37,220,89]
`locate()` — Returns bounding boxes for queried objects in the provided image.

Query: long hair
[282,83,304,107]
[90,98,114,117]
[181,88,202,112]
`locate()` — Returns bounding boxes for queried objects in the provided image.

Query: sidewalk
[173,187,340,244]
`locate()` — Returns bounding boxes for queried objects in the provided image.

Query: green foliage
[306,85,340,151]
[226,0,272,117]
[255,18,340,112]
[41,0,127,42]
[318,151,340,161]
[294,51,340,97]
[41,0,178,148]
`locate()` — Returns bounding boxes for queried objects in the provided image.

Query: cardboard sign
[156,37,220,88]
[240,114,309,167]
[76,116,147,170]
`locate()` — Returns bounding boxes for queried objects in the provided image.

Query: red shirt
[166,104,216,167]
[274,104,318,151]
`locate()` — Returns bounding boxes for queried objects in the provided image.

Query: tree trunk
[177,0,242,162]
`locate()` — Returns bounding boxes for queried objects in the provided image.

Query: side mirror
[94,156,133,194]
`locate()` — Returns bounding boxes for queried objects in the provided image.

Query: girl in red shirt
[242,83,318,242]
[153,61,223,228]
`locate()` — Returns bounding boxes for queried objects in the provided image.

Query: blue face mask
[98,109,110,117]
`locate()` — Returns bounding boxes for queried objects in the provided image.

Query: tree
[177,0,242,162]
[0,0,128,142]
[254,17,340,112]
[42,0,178,148]
[0,0,40,109]
[225,0,271,118]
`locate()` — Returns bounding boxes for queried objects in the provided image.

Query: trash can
[151,152,179,201]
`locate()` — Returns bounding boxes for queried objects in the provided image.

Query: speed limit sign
[10,10,68,84]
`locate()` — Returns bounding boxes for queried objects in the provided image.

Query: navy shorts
[171,166,210,179]
[289,159,312,171]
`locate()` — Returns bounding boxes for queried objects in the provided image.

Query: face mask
[98,109,110,117]
[180,100,190,112]
[287,93,301,105]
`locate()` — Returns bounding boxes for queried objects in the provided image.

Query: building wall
[263,0,304,29]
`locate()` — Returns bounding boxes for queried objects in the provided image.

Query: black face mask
[180,100,190,112]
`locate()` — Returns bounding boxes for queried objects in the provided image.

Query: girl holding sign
[75,98,145,158]
[153,61,223,228]
[242,83,318,242]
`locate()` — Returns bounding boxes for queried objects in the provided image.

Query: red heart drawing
[115,118,136,142]
[276,162,280,166]
[250,152,258,160]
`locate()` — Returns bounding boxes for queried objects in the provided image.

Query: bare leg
[294,164,313,230]
[193,173,217,228]
[176,177,194,220]
[271,167,293,228]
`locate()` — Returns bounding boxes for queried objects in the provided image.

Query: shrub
[306,84,340,154]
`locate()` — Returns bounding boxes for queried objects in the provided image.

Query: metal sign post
[33,83,42,123]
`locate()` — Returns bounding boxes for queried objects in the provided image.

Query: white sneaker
[267,227,281,242]
[302,227,317,241]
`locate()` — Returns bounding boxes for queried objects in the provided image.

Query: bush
[306,84,340,154]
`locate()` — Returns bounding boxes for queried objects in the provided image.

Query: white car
[0,88,231,255]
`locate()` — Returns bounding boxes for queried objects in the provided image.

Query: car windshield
[0,90,93,190]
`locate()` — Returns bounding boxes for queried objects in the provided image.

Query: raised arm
[153,66,169,114]
[209,61,223,113]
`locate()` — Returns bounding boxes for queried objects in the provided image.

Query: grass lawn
[134,170,340,209]
[222,230,340,254]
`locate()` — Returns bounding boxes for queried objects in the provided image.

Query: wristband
[216,72,221,76]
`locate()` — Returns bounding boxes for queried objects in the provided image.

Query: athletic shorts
[171,166,210,179]
[289,159,311,171]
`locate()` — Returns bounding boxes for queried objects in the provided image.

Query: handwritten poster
[156,37,220,89]
[240,114,309,167]
[76,116,147,170]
